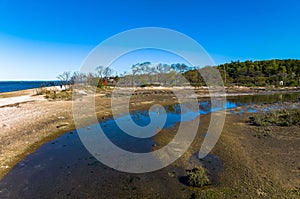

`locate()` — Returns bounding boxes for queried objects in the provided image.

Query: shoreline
[0,86,299,180]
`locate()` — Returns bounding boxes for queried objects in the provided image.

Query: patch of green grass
[187,166,210,188]
[249,108,300,126]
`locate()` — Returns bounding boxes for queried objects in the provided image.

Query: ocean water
[0,81,60,93]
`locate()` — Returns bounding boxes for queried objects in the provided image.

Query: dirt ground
[152,109,300,198]
[0,86,299,198]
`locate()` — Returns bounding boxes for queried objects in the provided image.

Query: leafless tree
[96,66,113,78]
[57,71,71,89]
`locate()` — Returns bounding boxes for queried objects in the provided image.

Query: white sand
[0,94,47,107]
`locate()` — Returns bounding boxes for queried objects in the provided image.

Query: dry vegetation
[249,108,300,126]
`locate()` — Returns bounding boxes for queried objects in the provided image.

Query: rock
[152,143,159,147]
[256,189,267,197]
[168,171,176,177]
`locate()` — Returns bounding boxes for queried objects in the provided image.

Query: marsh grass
[249,108,300,126]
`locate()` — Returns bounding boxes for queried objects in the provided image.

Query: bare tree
[96,66,113,78]
[146,65,157,84]
[156,63,171,85]
[70,71,87,84]
[103,66,113,77]
[57,71,71,90]
[131,62,151,86]
[96,66,105,78]
[131,63,141,86]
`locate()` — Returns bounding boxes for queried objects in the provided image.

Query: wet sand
[0,86,182,179]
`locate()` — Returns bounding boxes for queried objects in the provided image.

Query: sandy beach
[0,90,73,177]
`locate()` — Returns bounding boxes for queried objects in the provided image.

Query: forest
[185,59,300,87]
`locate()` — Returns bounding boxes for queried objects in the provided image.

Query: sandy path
[0,94,48,107]
[0,96,32,107]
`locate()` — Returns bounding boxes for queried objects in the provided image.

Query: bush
[249,109,300,126]
[45,90,72,100]
[97,80,105,88]
[187,167,210,188]
[34,87,47,95]
[189,193,200,199]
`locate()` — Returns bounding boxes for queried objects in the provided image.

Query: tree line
[185,59,300,87]
[57,59,300,88]
[217,59,300,86]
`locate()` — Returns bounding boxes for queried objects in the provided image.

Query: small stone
[256,189,267,197]
[168,171,176,177]
[152,143,159,147]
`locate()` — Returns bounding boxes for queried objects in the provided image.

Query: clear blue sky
[0,0,299,80]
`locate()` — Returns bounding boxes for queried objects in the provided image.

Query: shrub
[190,193,200,199]
[97,80,105,88]
[34,87,47,95]
[45,90,72,100]
[249,109,300,126]
[187,167,210,188]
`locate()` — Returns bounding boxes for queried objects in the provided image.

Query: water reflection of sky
[110,100,237,133]
[102,92,300,148]
[97,99,244,152]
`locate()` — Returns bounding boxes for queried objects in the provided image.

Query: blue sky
[0,0,300,80]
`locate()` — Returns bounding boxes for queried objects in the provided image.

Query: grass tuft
[187,166,210,188]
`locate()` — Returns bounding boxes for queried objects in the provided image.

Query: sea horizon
[0,80,61,93]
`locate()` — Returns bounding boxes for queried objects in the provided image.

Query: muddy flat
[0,87,299,198]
